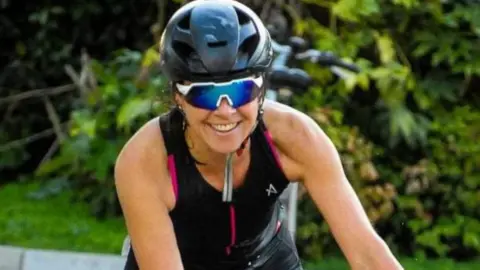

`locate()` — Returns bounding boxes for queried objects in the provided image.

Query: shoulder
[262,100,328,153]
[116,116,165,166]
[114,114,175,210]
[262,100,338,181]
[262,100,319,140]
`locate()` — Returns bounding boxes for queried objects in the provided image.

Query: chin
[205,137,245,154]
[209,144,240,154]
[202,125,248,154]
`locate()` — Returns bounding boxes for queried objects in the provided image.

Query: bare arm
[267,104,403,270]
[115,118,183,270]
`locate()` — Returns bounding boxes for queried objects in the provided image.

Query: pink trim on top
[229,205,237,244]
[225,205,237,255]
[167,155,178,200]
[276,220,282,233]
[265,131,286,235]
[263,130,283,169]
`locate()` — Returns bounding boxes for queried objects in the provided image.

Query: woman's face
[176,91,260,155]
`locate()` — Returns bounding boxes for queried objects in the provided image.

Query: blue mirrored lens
[186,80,259,110]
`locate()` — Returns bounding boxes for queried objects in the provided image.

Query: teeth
[212,123,237,132]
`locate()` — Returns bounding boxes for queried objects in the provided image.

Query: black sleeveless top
[159,108,290,267]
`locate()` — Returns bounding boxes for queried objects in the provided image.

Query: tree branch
[0,122,69,153]
[64,49,95,100]
[2,100,20,123]
[260,0,274,21]
[151,0,167,43]
[0,84,75,105]
[42,96,66,142]
[38,139,60,167]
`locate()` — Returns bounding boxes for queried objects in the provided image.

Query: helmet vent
[234,7,250,25]
[177,13,191,30]
[207,41,227,48]
[238,34,259,58]
[172,41,195,60]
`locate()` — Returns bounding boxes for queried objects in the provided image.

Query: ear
[174,92,185,107]
[258,88,266,105]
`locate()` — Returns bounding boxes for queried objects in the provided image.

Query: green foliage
[390,105,480,258]
[2,181,478,270]
[297,0,479,149]
[3,0,479,263]
[294,0,480,261]
[304,256,480,270]
[35,49,170,218]
[0,0,159,178]
[297,106,399,258]
[0,181,126,253]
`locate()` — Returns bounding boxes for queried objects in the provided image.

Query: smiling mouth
[209,122,240,133]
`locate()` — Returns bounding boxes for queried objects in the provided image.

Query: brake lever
[288,36,308,54]
[295,49,360,73]
[268,66,313,93]
[296,49,334,62]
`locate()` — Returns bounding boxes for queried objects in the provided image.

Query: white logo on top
[266,184,277,196]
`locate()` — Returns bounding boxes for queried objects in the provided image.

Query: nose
[215,97,236,115]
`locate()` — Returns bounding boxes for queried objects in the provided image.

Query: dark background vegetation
[1,0,479,263]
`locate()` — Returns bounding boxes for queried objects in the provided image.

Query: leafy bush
[296,106,399,258]
[8,0,478,262]
[35,49,170,218]
[294,0,480,261]
[304,256,480,270]
[388,105,480,259]
[0,0,163,180]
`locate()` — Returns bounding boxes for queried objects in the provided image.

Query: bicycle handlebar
[271,37,360,72]
[268,66,313,93]
[268,37,360,95]
[295,49,360,73]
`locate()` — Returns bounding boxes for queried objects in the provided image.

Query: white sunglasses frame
[175,76,264,96]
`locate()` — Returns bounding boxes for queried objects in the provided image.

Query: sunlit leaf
[374,32,396,63]
[141,46,161,68]
[116,98,152,128]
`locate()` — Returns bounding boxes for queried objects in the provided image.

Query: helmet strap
[222,99,265,203]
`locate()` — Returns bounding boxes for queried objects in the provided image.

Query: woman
[115,0,403,269]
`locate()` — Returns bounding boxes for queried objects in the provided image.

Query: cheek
[185,107,210,124]
[237,99,260,113]
[238,101,259,120]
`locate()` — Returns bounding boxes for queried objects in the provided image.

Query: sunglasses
[176,76,264,110]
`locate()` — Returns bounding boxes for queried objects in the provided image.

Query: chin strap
[222,105,264,203]
[222,153,234,202]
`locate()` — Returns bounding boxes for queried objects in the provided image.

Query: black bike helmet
[159,0,273,82]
